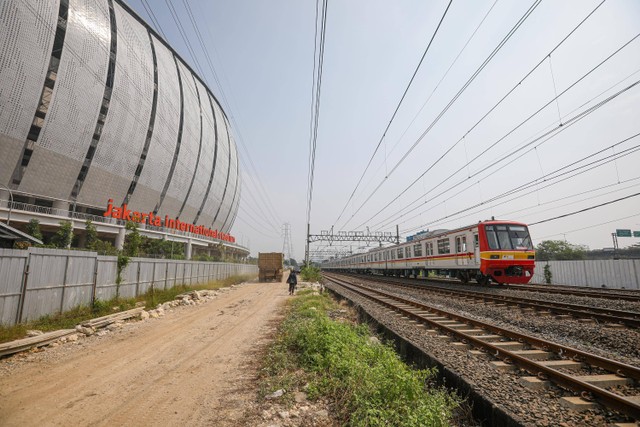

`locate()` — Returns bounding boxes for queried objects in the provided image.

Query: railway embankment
[323,273,640,426]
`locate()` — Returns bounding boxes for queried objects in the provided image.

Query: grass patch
[0,274,254,344]
[260,289,460,426]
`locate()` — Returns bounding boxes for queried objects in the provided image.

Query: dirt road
[0,280,289,426]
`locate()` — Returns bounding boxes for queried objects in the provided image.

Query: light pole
[0,183,13,226]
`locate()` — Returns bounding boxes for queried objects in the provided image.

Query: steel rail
[342,273,640,328]
[324,273,640,421]
[507,283,640,302]
[334,271,640,301]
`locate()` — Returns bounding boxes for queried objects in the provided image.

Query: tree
[289,258,299,268]
[123,222,141,257]
[85,220,98,250]
[26,219,43,241]
[51,221,73,248]
[536,240,588,261]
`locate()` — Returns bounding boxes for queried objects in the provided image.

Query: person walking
[287,269,298,295]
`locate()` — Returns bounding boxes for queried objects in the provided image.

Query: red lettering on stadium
[103,199,236,243]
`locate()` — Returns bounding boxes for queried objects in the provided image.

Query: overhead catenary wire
[359,29,639,230]
[332,0,454,228]
[137,0,285,234]
[338,0,544,230]
[528,192,640,226]
[372,74,640,231]
[534,211,640,240]
[426,177,640,230]
[173,0,285,230]
[305,0,328,227]
[401,132,640,234]
[369,0,500,183]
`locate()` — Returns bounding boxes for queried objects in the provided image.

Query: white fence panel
[96,255,118,301]
[0,249,28,325]
[61,253,96,312]
[534,260,640,289]
[0,246,258,325]
[119,261,139,299]
[136,260,155,294]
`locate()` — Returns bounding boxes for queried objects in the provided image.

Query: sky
[124,0,640,260]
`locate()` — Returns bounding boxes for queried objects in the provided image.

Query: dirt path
[0,280,289,426]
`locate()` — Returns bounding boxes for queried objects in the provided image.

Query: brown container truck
[258,252,284,282]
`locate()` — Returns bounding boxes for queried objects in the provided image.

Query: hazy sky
[125,0,640,259]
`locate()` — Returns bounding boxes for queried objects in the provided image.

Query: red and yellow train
[322,220,535,285]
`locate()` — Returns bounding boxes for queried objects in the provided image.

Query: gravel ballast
[324,278,636,427]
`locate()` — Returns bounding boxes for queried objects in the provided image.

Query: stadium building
[0,0,247,258]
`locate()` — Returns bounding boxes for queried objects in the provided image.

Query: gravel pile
[325,280,635,427]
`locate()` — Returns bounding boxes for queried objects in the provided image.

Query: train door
[474,233,480,264]
[456,236,468,266]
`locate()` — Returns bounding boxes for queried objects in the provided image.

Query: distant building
[0,0,246,259]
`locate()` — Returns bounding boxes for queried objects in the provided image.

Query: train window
[485,225,533,250]
[456,236,467,252]
[437,238,450,254]
[413,243,422,257]
[485,226,499,250]
[397,247,403,259]
[474,234,479,248]
[427,242,433,256]
[509,225,533,250]
[496,225,511,250]
[406,246,412,258]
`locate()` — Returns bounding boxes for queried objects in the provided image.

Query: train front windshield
[485,224,533,250]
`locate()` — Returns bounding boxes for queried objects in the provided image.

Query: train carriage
[323,220,535,285]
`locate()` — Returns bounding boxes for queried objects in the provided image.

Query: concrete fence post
[151,260,156,295]
[583,260,589,287]
[164,261,169,290]
[16,253,31,324]
[135,261,141,297]
[60,254,70,313]
[91,256,99,305]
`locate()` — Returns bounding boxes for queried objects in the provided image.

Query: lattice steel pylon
[282,223,293,261]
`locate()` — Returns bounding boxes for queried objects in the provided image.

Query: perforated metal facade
[0,0,239,233]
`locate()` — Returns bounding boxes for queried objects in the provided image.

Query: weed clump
[262,290,459,426]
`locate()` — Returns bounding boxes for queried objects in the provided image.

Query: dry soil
[0,279,290,426]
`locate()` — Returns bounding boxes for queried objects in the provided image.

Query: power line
[186,2,285,232]
[339,0,544,229]
[305,0,329,263]
[359,32,640,230]
[140,0,168,40]
[371,0,499,183]
[529,192,640,226]
[333,0,454,227]
[160,0,285,233]
[374,78,640,231]
[401,132,640,234]
[163,0,205,77]
[534,212,640,240]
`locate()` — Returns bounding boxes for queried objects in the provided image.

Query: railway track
[345,272,640,302]
[507,283,640,303]
[339,273,640,329]
[324,272,640,422]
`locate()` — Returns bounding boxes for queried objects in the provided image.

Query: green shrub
[544,264,552,284]
[262,292,459,426]
[300,265,321,282]
[51,220,73,248]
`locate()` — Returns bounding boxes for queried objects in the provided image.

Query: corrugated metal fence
[0,247,258,326]
[532,259,640,290]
